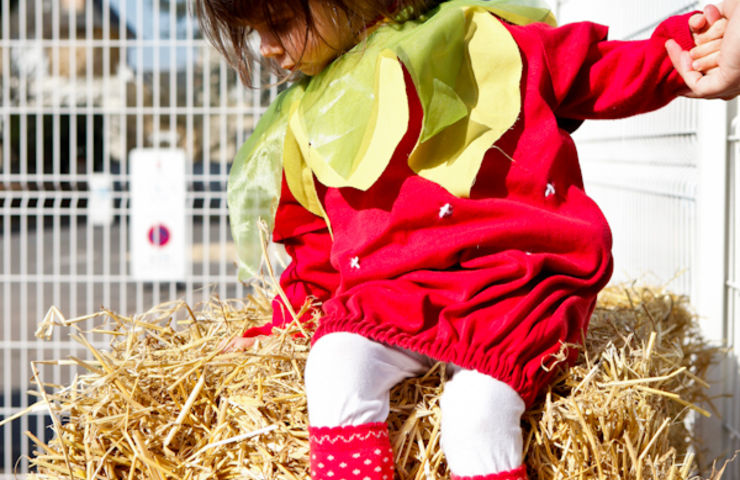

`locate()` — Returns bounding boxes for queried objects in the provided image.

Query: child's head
[191,0,441,84]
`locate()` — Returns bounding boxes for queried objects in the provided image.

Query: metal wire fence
[0,0,277,474]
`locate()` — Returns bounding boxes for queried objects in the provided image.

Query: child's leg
[308,423,395,480]
[439,366,528,480]
[305,332,429,426]
[304,332,429,480]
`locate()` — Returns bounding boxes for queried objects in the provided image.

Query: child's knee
[306,333,372,394]
[440,369,524,435]
[439,368,525,474]
[304,333,393,426]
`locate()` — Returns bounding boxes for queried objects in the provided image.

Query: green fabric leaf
[227,84,305,280]
[295,0,552,181]
[227,0,555,279]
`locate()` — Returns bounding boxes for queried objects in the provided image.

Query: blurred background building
[0,0,738,477]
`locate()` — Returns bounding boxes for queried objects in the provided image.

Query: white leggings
[305,332,525,476]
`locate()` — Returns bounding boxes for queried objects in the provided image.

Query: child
[194,1,739,479]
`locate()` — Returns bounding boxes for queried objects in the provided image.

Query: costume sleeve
[532,12,697,120]
[242,173,338,338]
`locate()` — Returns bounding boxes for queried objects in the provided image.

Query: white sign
[89,173,114,226]
[129,149,188,281]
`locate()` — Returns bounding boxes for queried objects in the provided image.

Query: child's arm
[258,175,338,333]
[223,175,338,352]
[667,0,740,99]
[529,11,727,120]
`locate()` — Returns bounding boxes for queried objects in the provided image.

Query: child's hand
[666,0,740,99]
[217,335,261,352]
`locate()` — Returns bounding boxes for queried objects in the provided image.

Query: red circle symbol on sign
[148,224,171,247]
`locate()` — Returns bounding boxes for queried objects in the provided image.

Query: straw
[21,283,731,479]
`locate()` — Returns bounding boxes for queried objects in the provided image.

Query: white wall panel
[558,0,696,39]
[581,162,697,295]
[723,107,740,473]
[559,0,738,476]
[561,4,702,299]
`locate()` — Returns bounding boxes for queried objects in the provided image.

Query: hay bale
[523,287,722,480]
[12,284,731,479]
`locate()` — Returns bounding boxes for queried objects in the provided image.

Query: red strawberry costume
[227,1,697,477]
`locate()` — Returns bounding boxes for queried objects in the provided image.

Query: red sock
[308,422,395,480]
[451,465,528,480]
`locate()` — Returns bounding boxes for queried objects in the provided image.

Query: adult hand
[666,1,740,100]
[688,4,726,72]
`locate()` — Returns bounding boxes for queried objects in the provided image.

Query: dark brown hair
[190,0,441,86]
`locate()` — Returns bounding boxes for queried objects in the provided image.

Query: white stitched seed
[350,256,361,269]
[438,203,453,218]
[545,183,556,197]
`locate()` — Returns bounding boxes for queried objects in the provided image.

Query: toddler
[194,0,740,478]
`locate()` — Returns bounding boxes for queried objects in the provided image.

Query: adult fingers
[693,18,728,44]
[666,38,695,75]
[684,68,740,99]
[691,38,722,59]
[666,38,716,98]
[704,3,724,24]
[719,0,740,19]
[688,5,722,34]
[689,12,709,33]
[693,50,721,72]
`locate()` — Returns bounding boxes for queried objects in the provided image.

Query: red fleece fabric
[242,13,697,406]
[308,423,395,480]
